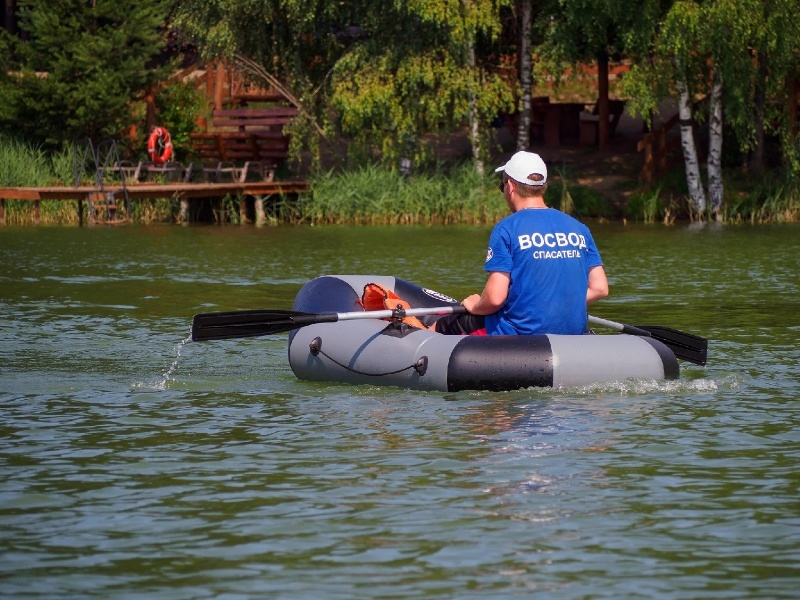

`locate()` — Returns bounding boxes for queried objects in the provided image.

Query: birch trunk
[467,39,484,174]
[516,0,533,150]
[707,68,724,221]
[677,77,707,217]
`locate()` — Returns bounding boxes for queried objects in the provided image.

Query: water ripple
[2,224,799,599]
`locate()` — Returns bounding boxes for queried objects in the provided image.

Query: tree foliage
[0,0,169,149]
[621,0,800,173]
[171,0,515,168]
[1,0,797,188]
[535,0,666,149]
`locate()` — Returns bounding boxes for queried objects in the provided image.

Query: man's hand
[461,294,483,313]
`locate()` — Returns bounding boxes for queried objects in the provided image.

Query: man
[439,150,608,335]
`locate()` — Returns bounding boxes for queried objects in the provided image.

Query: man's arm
[586,265,609,305]
[462,271,510,315]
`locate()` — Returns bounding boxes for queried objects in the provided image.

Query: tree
[622,0,800,220]
[331,1,514,170]
[516,0,533,151]
[0,0,170,150]
[537,0,664,151]
[171,0,515,172]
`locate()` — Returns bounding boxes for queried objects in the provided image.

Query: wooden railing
[639,96,712,183]
[638,112,681,184]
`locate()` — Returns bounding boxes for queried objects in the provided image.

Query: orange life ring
[147,126,172,164]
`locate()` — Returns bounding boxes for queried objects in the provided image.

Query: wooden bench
[190,107,298,180]
[579,99,626,145]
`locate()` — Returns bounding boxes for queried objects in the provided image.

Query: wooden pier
[0,180,309,225]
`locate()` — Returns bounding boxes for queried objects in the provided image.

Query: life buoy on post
[147,126,172,164]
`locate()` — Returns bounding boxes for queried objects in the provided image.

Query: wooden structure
[638,119,674,184]
[190,107,298,168]
[579,99,626,146]
[504,97,626,148]
[541,101,585,147]
[183,61,301,177]
[0,180,309,226]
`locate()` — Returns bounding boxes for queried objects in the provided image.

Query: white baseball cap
[495,151,547,185]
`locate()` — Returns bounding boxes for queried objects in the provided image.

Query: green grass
[724,171,800,223]
[295,163,508,225]
[0,136,67,187]
[548,165,610,219]
[0,136,83,225]
[2,135,799,225]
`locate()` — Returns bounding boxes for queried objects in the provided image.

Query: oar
[191,305,468,342]
[193,306,708,365]
[588,315,707,365]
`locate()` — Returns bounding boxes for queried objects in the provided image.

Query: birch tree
[623,0,800,220]
[707,68,724,217]
[330,0,514,170]
[664,2,708,216]
[516,0,533,150]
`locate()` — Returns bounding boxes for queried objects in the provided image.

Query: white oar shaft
[588,315,625,332]
[336,305,465,322]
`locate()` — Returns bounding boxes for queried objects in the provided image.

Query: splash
[554,374,741,397]
[152,332,192,390]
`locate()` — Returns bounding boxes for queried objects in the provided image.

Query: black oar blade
[637,325,708,366]
[192,310,330,341]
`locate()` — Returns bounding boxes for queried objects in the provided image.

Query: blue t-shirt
[483,207,603,335]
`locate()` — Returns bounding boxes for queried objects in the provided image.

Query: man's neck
[512,196,547,212]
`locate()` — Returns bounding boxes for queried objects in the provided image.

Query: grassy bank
[2,136,798,225]
[624,164,800,224]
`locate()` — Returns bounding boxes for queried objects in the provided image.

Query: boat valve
[309,337,322,356]
[414,356,428,376]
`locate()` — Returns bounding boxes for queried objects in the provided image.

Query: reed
[130,198,177,224]
[725,172,800,224]
[298,163,507,225]
[0,136,56,187]
[1,199,81,225]
[0,137,81,225]
[626,186,663,223]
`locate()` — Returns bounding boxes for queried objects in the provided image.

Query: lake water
[1,222,799,599]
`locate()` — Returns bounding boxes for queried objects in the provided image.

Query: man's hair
[507,174,547,198]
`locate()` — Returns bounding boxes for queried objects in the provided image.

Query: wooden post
[597,53,610,151]
[77,198,83,227]
[0,198,4,226]
[34,200,40,225]
[239,197,247,224]
[657,128,667,177]
[255,197,265,226]
[179,198,190,224]
[215,62,225,110]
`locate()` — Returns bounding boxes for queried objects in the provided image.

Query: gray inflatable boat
[288,275,680,392]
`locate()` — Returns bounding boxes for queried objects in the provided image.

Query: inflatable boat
[286,274,680,391]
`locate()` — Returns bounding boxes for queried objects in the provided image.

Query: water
[1,222,799,599]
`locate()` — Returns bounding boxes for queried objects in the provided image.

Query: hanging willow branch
[233,53,327,140]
